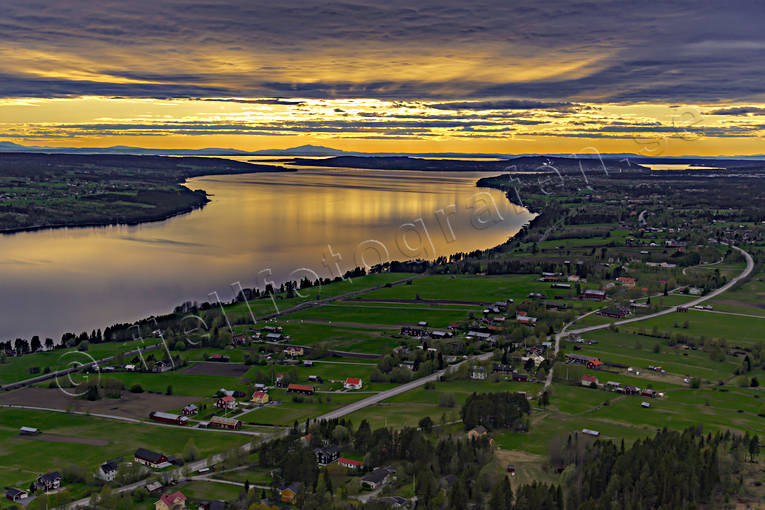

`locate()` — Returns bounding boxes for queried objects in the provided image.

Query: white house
[344,378,362,390]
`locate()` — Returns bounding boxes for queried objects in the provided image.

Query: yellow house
[251,391,269,405]
[155,491,186,510]
[280,483,299,504]
[467,425,487,440]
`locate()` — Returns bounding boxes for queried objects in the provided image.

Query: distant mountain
[1,140,764,163]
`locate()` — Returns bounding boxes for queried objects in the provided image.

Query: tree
[166,384,173,395]
[750,435,760,462]
[419,416,434,433]
[183,438,200,461]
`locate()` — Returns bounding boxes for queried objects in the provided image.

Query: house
[155,491,186,510]
[338,457,363,469]
[182,404,198,416]
[251,391,269,405]
[280,483,300,504]
[362,468,392,490]
[265,332,283,341]
[36,471,62,490]
[401,326,428,337]
[567,275,581,282]
[146,481,163,494]
[19,426,40,435]
[431,330,452,338]
[209,416,242,430]
[344,377,362,390]
[582,289,607,300]
[216,395,237,410]
[581,375,599,387]
[605,381,622,391]
[287,384,315,395]
[467,425,487,440]
[314,445,341,465]
[493,363,514,375]
[516,315,537,325]
[466,330,492,340]
[232,334,247,345]
[284,346,304,357]
[135,448,168,469]
[150,411,189,426]
[616,276,636,288]
[376,496,409,508]
[641,388,658,398]
[470,366,487,380]
[506,465,516,474]
[5,488,28,502]
[308,375,324,383]
[97,459,121,482]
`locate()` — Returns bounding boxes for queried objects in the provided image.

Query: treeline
[557,427,751,510]
[461,392,531,431]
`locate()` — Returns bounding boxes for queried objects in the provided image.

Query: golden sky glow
[1,1,764,155]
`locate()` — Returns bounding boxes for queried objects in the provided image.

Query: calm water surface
[0,165,532,340]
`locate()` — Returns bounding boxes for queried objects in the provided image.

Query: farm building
[209,416,242,430]
[582,289,607,300]
[135,448,168,469]
[232,334,247,345]
[156,491,186,510]
[598,307,629,319]
[551,283,571,289]
[493,363,514,375]
[506,465,516,474]
[315,445,341,465]
[265,332,283,341]
[616,277,636,288]
[344,377,363,390]
[287,383,315,395]
[182,404,199,416]
[149,411,189,426]
[566,353,603,369]
[5,488,28,502]
[145,481,163,493]
[401,326,428,337]
[216,395,237,410]
[208,354,229,362]
[338,457,363,469]
[467,330,492,339]
[251,391,269,404]
[36,472,62,490]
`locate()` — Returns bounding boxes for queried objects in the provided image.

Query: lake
[0,165,532,340]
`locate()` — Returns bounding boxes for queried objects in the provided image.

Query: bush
[129,384,144,393]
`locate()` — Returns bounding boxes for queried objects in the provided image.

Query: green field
[0,408,248,489]
[0,338,162,386]
[268,320,401,353]
[282,301,479,328]
[624,309,764,346]
[357,274,580,303]
[92,371,249,397]
[241,390,366,426]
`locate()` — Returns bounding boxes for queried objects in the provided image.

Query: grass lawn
[178,480,245,501]
[0,338,162,386]
[355,274,581,303]
[0,408,248,489]
[282,302,479,328]
[245,361,387,391]
[224,273,417,322]
[268,320,402,353]
[624,310,764,346]
[98,371,249,397]
[241,390,366,426]
[567,329,739,381]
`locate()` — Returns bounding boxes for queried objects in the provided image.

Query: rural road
[545,244,754,389]
[314,351,493,421]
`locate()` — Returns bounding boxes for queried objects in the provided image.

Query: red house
[338,457,363,469]
[582,289,607,300]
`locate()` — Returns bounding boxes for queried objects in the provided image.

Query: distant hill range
[1,141,764,167]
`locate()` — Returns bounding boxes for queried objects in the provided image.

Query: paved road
[545,245,753,389]
[314,352,493,421]
[638,209,647,225]
[562,245,753,338]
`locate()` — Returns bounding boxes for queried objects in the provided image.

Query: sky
[1,0,764,156]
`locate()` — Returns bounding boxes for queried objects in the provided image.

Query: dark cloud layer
[0,1,763,103]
